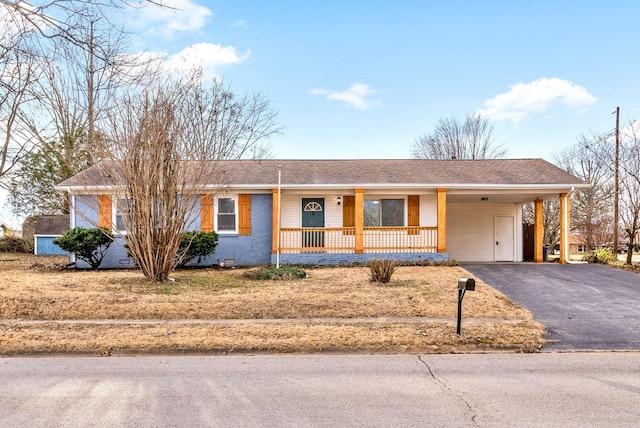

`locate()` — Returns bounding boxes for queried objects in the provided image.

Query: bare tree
[523,198,560,248]
[5,4,159,214]
[411,113,507,160]
[103,71,279,281]
[8,129,93,216]
[555,134,615,251]
[0,1,166,48]
[619,121,640,265]
[0,22,40,187]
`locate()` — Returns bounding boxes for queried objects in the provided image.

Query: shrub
[243,264,308,280]
[584,248,616,265]
[0,236,33,253]
[176,231,218,267]
[369,258,396,283]
[53,227,113,269]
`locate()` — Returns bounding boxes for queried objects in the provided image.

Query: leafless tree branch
[411,113,507,160]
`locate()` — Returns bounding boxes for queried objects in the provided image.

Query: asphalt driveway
[462,263,640,351]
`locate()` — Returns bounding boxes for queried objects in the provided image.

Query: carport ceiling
[446,189,570,204]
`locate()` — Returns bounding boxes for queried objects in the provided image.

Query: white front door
[495,215,514,262]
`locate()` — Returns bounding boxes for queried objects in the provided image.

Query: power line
[546,129,615,165]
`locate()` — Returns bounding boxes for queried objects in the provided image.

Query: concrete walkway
[462,263,640,351]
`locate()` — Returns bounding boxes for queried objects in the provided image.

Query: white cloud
[479,77,597,123]
[128,0,213,39]
[118,43,249,84]
[163,43,249,76]
[310,83,381,110]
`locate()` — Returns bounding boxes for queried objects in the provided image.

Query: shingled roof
[57,158,585,190]
[33,215,70,236]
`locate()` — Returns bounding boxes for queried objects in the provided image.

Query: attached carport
[445,184,586,263]
[463,263,640,351]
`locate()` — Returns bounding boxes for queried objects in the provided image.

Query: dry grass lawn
[0,253,546,356]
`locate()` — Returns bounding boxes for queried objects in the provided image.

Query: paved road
[1,353,639,427]
[463,263,640,351]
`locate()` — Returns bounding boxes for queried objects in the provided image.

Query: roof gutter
[55,182,590,193]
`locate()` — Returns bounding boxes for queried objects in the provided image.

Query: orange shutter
[238,194,251,235]
[200,195,214,232]
[342,195,355,235]
[98,195,112,229]
[408,195,420,235]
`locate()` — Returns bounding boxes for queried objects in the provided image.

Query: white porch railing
[279,226,438,254]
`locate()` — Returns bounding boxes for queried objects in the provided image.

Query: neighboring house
[33,215,70,255]
[55,159,588,268]
[565,234,612,255]
[570,235,589,255]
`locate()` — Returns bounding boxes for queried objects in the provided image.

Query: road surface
[1,353,639,427]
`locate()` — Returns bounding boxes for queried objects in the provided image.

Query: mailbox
[458,277,476,291]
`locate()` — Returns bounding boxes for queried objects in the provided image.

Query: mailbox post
[457,277,476,334]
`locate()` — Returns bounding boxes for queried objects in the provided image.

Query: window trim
[363,197,406,227]
[214,195,238,234]
[113,198,131,234]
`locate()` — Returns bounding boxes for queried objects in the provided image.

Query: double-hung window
[216,196,237,233]
[114,198,131,233]
[364,199,404,227]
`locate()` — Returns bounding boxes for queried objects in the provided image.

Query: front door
[495,215,515,261]
[302,198,324,248]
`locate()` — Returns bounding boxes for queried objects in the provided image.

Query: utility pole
[613,107,620,255]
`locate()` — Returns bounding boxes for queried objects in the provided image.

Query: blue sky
[121,0,640,160]
[2,0,640,226]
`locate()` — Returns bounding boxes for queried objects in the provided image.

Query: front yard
[0,253,545,355]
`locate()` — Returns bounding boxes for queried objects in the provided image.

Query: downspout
[276,165,281,269]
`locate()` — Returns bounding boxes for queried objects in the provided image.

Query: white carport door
[495,215,514,261]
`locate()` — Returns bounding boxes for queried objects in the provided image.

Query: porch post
[355,188,364,254]
[437,188,447,253]
[534,198,544,263]
[559,192,570,264]
[272,188,279,254]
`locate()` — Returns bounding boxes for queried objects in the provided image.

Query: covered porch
[270,188,574,264]
[270,188,446,265]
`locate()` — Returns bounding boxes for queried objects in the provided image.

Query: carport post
[534,199,544,263]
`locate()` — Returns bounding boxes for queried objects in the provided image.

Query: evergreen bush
[176,231,218,267]
[53,227,113,269]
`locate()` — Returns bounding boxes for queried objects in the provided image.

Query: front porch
[272,225,446,265]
